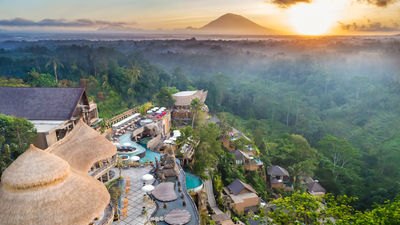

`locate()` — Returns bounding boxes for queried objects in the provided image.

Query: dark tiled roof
[0,87,85,120]
[227,179,257,195]
[307,181,326,193]
[267,165,290,176]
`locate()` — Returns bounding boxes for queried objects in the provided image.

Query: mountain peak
[200,13,274,35]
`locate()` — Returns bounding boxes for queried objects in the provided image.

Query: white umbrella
[142,174,154,181]
[141,185,154,192]
[123,142,132,147]
[130,156,140,162]
[113,143,120,147]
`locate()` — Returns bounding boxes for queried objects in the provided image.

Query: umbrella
[141,185,154,192]
[130,156,140,162]
[142,174,154,181]
[123,142,132,147]
[113,143,120,147]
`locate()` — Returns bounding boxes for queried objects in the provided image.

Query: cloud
[357,0,400,7]
[266,0,312,8]
[339,20,400,32]
[0,18,135,28]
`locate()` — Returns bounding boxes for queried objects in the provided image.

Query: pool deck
[113,166,156,225]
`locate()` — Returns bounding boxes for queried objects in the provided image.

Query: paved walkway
[204,179,224,215]
[113,166,156,225]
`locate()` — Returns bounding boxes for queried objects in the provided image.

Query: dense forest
[1,37,400,211]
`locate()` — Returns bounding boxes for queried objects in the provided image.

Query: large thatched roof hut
[0,145,110,225]
[47,120,117,173]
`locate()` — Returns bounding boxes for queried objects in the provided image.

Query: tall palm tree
[190,98,203,129]
[45,57,63,83]
[126,62,141,102]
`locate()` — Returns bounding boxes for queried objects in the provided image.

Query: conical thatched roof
[0,145,110,225]
[47,120,117,172]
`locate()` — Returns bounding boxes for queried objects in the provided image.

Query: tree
[190,98,204,129]
[0,114,37,177]
[46,57,63,83]
[153,87,175,108]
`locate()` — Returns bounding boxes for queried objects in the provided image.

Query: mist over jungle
[1,36,400,209]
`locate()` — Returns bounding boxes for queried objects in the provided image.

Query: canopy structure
[142,174,154,181]
[164,209,191,225]
[152,182,177,202]
[46,120,116,173]
[130,156,140,162]
[0,145,110,225]
[112,113,140,130]
[141,185,155,192]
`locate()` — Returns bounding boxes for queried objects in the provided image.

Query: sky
[0,0,399,35]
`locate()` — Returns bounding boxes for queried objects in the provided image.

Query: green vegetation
[0,114,37,176]
[253,192,400,225]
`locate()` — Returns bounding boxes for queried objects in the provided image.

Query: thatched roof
[267,165,289,177]
[152,182,177,202]
[173,90,208,106]
[0,87,87,120]
[164,209,191,225]
[307,181,326,193]
[0,145,110,225]
[47,120,117,172]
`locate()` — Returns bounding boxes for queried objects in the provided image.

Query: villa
[0,87,100,149]
[303,177,326,197]
[223,179,260,214]
[267,165,293,191]
[233,150,264,173]
[172,90,208,126]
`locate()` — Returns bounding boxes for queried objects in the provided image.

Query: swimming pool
[117,131,163,163]
[185,172,203,190]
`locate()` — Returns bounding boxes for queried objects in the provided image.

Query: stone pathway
[113,166,156,225]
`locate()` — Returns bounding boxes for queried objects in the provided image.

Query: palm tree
[190,98,203,129]
[45,57,63,83]
[126,62,142,102]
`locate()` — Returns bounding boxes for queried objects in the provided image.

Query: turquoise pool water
[185,172,203,190]
[117,132,163,163]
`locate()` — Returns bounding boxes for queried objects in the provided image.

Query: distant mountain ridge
[199,13,275,35]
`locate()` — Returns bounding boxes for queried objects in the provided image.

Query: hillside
[199,13,275,35]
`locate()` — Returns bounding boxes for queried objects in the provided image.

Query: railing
[104,108,138,128]
[89,156,117,179]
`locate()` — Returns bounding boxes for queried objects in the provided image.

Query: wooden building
[222,179,260,214]
[0,87,100,149]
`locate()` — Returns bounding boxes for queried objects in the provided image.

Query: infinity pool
[185,171,203,190]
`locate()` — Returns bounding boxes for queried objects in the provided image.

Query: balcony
[89,155,117,179]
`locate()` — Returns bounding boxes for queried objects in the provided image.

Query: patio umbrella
[141,185,154,192]
[130,156,140,162]
[142,174,154,181]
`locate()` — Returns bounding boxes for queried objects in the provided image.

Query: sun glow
[288,0,342,35]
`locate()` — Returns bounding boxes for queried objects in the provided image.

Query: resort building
[0,145,113,225]
[303,177,326,197]
[233,150,264,172]
[223,179,260,214]
[267,165,293,191]
[172,90,208,126]
[47,120,117,183]
[0,87,100,149]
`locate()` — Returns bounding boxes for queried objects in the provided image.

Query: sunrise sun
[288,0,341,35]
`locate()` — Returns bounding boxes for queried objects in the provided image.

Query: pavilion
[0,145,111,225]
